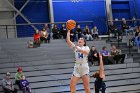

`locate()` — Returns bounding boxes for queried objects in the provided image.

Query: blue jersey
[101,50,109,56]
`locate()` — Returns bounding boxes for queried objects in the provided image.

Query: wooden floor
[0,38,140,93]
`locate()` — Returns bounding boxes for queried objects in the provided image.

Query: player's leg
[70,75,80,93]
[82,75,91,93]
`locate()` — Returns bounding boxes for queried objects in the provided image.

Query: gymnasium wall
[14,0,140,37]
[111,0,138,28]
[14,0,49,37]
[111,0,140,20]
[111,0,135,20]
[52,0,108,35]
[134,0,140,19]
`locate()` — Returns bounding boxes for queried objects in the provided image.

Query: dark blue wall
[112,1,130,20]
[15,0,140,37]
[53,0,107,35]
[111,0,138,27]
[111,0,137,20]
[15,0,49,37]
[134,0,140,18]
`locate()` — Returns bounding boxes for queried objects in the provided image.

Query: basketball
[66,19,76,30]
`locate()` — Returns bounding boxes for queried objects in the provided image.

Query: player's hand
[67,29,71,32]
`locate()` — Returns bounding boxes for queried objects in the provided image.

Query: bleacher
[0,37,140,93]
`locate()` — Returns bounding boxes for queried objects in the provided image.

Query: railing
[108,19,140,27]
[0,21,93,38]
[107,19,140,47]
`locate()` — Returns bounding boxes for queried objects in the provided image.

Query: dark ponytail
[84,39,86,46]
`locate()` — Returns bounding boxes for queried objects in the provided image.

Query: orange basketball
[66,19,76,30]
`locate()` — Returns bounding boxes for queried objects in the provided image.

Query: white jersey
[74,46,90,64]
[70,43,90,77]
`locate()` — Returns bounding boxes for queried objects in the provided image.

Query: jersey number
[78,53,83,58]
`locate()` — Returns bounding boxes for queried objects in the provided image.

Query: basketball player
[67,29,91,93]
[92,53,106,93]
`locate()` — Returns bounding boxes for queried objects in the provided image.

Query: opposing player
[66,29,91,93]
[92,53,106,93]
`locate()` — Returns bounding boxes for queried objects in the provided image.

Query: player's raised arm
[99,53,105,80]
[66,30,74,48]
[66,20,76,48]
